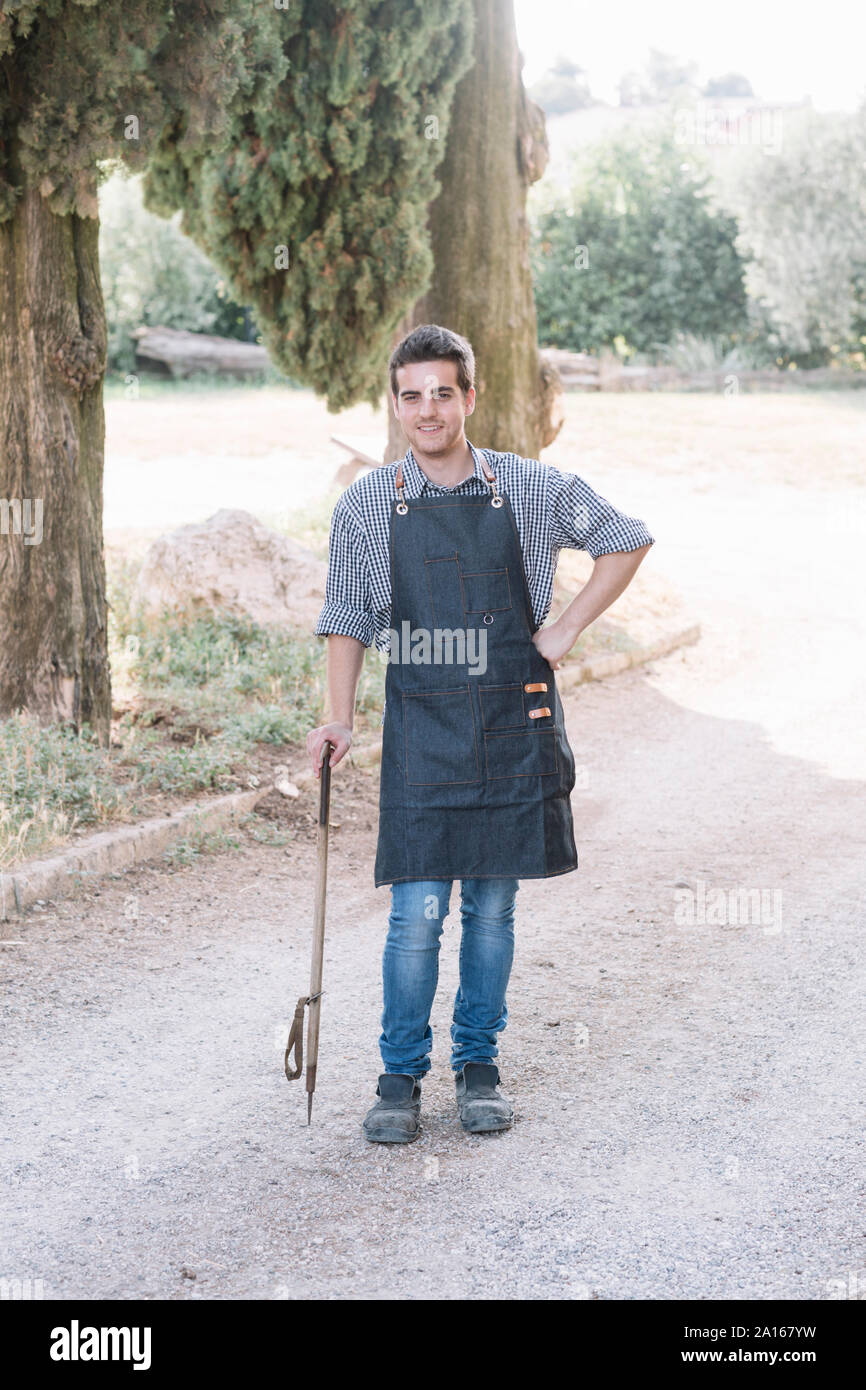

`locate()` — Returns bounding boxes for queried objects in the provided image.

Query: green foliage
[116,609,328,741]
[530,126,749,356]
[648,331,776,372]
[140,1,476,410]
[243,815,293,847]
[163,821,243,867]
[0,2,265,222]
[102,370,292,397]
[99,171,259,374]
[107,557,385,749]
[0,712,130,867]
[125,724,245,795]
[0,545,387,866]
[726,106,866,361]
[2,2,474,410]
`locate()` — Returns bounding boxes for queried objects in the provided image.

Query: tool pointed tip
[307,1094,313,1125]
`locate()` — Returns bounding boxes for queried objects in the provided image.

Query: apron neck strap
[395,448,500,508]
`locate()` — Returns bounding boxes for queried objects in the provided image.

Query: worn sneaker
[361,1073,422,1143]
[454,1062,514,1133]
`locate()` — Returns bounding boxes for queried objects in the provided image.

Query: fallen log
[130,324,272,378]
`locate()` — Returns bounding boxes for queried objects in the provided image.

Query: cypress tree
[0,1,283,742]
[142,2,475,410]
[0,2,473,740]
[385,0,557,463]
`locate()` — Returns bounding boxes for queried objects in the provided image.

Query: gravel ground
[2,452,865,1301]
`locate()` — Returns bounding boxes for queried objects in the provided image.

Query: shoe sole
[362,1122,422,1144]
[459,1114,513,1133]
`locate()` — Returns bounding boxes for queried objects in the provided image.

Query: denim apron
[373,450,578,887]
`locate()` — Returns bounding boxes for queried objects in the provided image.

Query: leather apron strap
[395,451,503,512]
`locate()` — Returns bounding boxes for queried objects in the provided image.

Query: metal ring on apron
[483,612,494,625]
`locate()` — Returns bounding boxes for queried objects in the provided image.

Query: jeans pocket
[403,686,481,785]
[484,728,559,780]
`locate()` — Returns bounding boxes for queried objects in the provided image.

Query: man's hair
[389,323,475,400]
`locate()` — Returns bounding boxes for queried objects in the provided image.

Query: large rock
[133,509,327,633]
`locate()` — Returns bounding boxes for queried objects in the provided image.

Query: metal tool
[284,739,334,1124]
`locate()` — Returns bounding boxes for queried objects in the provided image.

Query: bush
[98,167,262,375]
[530,125,749,357]
[726,106,866,363]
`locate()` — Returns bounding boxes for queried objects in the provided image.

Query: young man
[307,323,653,1143]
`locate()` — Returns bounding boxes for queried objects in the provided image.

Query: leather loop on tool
[284,994,308,1080]
[284,990,325,1081]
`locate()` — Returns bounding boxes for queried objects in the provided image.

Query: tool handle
[319,738,333,821]
[305,740,333,1085]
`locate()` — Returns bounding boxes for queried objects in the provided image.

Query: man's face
[392,359,475,455]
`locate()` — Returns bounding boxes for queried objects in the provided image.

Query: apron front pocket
[424,554,463,629]
[403,686,481,785]
[484,728,559,779]
[461,568,512,615]
[479,682,526,730]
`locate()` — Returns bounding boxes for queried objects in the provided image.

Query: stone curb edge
[557,620,701,691]
[0,621,699,922]
[0,787,268,923]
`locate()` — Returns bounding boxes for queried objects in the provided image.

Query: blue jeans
[379,878,520,1077]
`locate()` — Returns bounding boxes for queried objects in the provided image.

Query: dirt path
[3,451,865,1301]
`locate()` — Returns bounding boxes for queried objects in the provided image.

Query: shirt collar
[401,439,487,498]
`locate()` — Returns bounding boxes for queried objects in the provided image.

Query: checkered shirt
[313,440,654,654]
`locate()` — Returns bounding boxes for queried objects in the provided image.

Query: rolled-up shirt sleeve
[313,499,375,647]
[548,465,654,558]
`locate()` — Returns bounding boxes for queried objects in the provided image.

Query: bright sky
[513,0,866,113]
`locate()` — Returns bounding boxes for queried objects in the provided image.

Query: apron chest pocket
[484,729,559,779]
[461,568,511,614]
[425,555,463,628]
[403,686,481,785]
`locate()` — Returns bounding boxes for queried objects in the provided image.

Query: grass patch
[102,369,302,400]
[108,557,385,772]
[0,712,134,869]
[267,490,342,563]
[243,815,295,847]
[0,552,384,869]
[161,810,293,865]
[162,820,245,867]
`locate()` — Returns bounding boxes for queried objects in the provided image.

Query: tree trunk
[0,133,111,744]
[386,0,561,464]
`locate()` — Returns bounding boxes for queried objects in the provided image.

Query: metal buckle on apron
[480,455,504,507]
[394,449,502,512]
[394,459,409,513]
